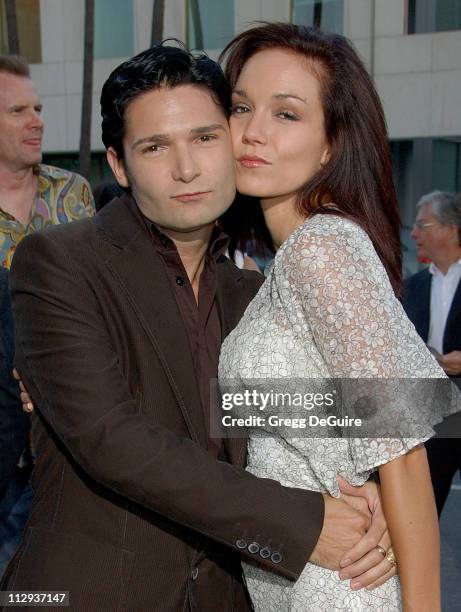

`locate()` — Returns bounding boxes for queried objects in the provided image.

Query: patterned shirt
[0,164,95,269]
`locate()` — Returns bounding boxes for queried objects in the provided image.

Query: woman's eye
[231,104,250,114]
[276,110,299,121]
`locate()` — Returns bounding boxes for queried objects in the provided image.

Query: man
[4,46,392,611]
[0,55,95,576]
[403,190,461,515]
[0,55,94,268]
[0,267,31,575]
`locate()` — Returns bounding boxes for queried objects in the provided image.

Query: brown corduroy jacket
[3,196,324,611]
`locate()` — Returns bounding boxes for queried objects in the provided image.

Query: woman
[218,24,444,611]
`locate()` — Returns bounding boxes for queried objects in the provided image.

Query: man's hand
[13,369,34,413]
[437,350,461,376]
[309,492,370,571]
[337,477,396,590]
[17,365,396,590]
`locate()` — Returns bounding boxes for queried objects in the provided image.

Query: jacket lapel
[414,270,431,342]
[444,277,461,350]
[94,196,207,445]
[215,260,262,468]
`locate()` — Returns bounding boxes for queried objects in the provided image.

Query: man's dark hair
[101,42,231,159]
[0,55,30,77]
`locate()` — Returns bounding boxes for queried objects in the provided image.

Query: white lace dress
[218,215,447,611]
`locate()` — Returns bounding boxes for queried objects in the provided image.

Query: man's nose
[172,146,200,183]
[28,109,44,131]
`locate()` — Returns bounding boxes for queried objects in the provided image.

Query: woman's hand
[337,476,397,590]
[13,369,34,412]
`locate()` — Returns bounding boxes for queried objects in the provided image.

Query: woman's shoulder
[284,212,370,257]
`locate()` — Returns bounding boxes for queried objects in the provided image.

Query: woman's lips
[238,155,270,168]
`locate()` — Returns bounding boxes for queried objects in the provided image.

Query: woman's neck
[260,195,306,250]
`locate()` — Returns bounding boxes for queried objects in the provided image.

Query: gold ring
[375,545,386,558]
[385,548,397,566]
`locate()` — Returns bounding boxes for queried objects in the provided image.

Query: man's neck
[432,249,461,275]
[159,224,215,301]
[0,164,38,225]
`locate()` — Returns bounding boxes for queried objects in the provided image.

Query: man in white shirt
[402,190,461,515]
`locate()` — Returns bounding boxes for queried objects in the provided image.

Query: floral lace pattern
[219,215,447,611]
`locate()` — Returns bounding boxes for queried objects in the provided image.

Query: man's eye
[144,144,161,153]
[198,134,217,143]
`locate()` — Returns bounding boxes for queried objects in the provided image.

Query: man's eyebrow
[131,133,170,149]
[132,124,226,148]
[190,123,226,135]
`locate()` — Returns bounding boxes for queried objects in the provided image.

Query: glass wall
[432,139,461,193]
[187,0,234,50]
[292,0,344,34]
[94,0,134,59]
[42,151,113,190]
[0,0,41,63]
[408,0,461,34]
[391,137,461,275]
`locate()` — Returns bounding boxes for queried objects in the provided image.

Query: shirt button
[191,567,199,581]
[159,234,168,246]
[175,276,185,286]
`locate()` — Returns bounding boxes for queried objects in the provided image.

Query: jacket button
[271,551,282,564]
[259,547,271,559]
[191,567,199,581]
[235,539,247,549]
[175,276,185,286]
[248,542,260,554]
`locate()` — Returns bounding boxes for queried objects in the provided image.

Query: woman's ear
[320,145,331,167]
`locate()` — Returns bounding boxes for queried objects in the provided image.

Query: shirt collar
[142,215,229,262]
[429,257,461,276]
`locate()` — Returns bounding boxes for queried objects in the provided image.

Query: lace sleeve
[282,215,450,474]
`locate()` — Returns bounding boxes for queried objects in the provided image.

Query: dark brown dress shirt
[145,218,229,456]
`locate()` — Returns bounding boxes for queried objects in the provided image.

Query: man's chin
[28,154,42,167]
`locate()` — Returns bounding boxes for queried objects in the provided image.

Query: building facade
[1,0,460,270]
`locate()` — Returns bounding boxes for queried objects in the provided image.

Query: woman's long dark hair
[219,23,402,294]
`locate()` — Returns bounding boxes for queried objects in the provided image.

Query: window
[391,137,461,275]
[432,139,461,192]
[408,0,461,34]
[0,0,41,63]
[292,0,344,34]
[187,0,234,50]
[42,152,113,189]
[94,0,134,59]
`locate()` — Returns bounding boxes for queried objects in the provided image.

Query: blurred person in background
[403,190,461,516]
[0,54,95,577]
[0,267,30,577]
[0,55,95,268]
